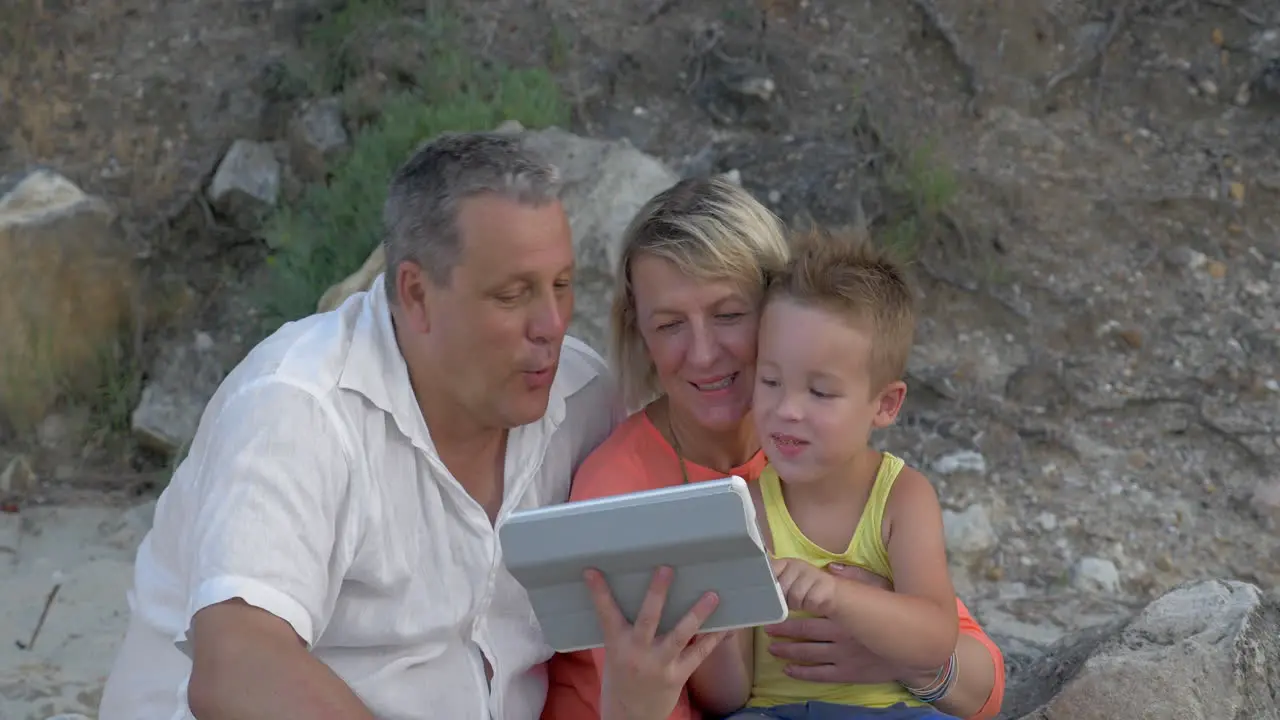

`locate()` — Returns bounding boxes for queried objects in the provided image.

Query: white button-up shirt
[99,274,620,720]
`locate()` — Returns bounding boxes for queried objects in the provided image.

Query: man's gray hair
[382,131,562,301]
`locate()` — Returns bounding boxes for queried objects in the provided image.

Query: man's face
[404,194,575,430]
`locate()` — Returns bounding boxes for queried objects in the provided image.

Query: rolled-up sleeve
[180,379,353,649]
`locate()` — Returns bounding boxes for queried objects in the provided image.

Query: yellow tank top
[747,452,924,710]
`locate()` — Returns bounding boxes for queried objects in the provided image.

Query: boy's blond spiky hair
[764,225,917,392]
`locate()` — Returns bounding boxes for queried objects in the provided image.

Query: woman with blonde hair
[544,176,1005,720]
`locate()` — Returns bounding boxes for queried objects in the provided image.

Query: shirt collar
[337,273,435,453]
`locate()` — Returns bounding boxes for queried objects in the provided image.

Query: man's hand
[188,599,375,720]
[771,557,841,616]
[764,562,904,684]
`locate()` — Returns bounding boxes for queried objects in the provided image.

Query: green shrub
[258,1,569,327]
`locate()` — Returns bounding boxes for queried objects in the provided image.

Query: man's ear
[871,380,907,429]
[394,260,433,334]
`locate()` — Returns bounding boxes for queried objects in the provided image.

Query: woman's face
[630,253,760,432]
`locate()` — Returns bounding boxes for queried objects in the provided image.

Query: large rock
[0,170,136,431]
[288,97,350,183]
[315,123,682,354]
[207,139,281,231]
[1001,580,1280,720]
[130,330,231,456]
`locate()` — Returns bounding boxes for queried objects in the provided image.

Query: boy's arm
[821,468,959,671]
[687,628,754,716]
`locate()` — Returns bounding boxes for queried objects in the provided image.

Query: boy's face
[753,298,907,484]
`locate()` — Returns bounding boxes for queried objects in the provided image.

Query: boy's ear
[871,380,907,429]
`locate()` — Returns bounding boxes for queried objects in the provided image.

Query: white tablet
[498,476,788,653]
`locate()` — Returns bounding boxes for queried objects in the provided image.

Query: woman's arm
[897,597,1004,720]
[898,633,1000,719]
[773,569,1007,720]
[687,628,754,717]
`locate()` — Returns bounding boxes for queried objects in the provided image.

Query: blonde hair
[611,176,788,410]
[765,225,917,392]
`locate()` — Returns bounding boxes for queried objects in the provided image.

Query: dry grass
[0,219,138,434]
[2,0,73,161]
[1,0,182,216]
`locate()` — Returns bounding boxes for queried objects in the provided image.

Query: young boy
[689,226,960,720]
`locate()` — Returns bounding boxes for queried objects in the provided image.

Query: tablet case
[498,476,788,653]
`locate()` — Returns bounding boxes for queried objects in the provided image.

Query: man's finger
[633,565,675,641]
[765,615,840,642]
[583,568,627,639]
[677,629,729,675]
[660,590,720,655]
[767,639,840,665]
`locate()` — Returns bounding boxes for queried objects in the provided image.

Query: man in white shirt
[98,132,622,720]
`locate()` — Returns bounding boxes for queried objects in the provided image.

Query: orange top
[540,411,1006,720]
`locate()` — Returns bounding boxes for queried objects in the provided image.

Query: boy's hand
[771,557,839,616]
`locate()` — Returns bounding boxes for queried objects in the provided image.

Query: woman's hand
[585,566,729,720]
[763,562,911,684]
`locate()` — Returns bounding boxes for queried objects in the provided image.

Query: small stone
[943,504,998,556]
[1235,82,1252,106]
[720,168,743,186]
[0,454,37,495]
[727,75,776,102]
[493,119,525,134]
[1037,512,1058,532]
[768,189,782,204]
[1211,28,1224,47]
[1206,260,1228,279]
[288,97,350,183]
[36,409,87,450]
[998,582,1029,600]
[1228,181,1246,204]
[1198,78,1219,97]
[1071,556,1121,594]
[1164,246,1206,269]
[1127,450,1150,469]
[1117,328,1143,349]
[1155,554,1174,572]
[985,565,1005,581]
[1251,480,1280,528]
[1243,280,1270,297]
[933,450,987,476]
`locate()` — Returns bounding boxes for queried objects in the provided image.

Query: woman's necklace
[666,409,692,486]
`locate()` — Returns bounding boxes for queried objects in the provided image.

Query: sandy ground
[0,502,153,720]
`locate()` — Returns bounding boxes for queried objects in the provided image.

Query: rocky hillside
[1,0,1278,718]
